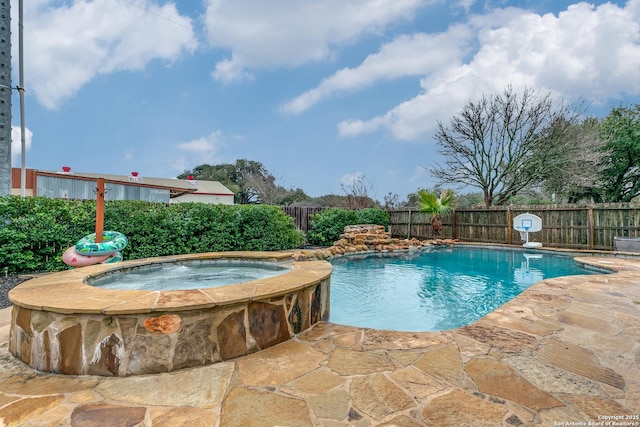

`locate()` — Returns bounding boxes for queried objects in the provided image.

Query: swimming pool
[329,246,600,331]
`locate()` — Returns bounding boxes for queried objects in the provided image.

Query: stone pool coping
[8,251,331,315]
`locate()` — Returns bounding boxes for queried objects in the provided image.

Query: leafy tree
[403,191,422,208]
[229,159,268,204]
[536,117,605,203]
[244,170,284,205]
[417,189,455,238]
[180,159,270,204]
[178,163,240,194]
[181,159,309,205]
[431,86,583,207]
[280,188,310,206]
[454,192,484,207]
[293,194,346,207]
[597,104,640,202]
[244,172,310,206]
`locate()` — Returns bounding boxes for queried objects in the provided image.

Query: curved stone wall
[8,252,331,376]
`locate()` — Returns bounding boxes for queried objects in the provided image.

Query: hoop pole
[95,178,104,243]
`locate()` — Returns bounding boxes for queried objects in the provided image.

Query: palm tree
[417,189,455,239]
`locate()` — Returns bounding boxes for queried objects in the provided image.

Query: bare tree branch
[430,85,583,206]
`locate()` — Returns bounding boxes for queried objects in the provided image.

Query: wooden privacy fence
[388,204,640,251]
[281,204,640,251]
[281,206,325,232]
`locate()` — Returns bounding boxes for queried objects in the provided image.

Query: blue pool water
[329,247,600,331]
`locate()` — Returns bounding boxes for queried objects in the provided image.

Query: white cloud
[338,1,640,140]
[212,58,254,84]
[339,171,364,186]
[455,0,476,12]
[173,131,224,172]
[18,0,198,109]
[11,126,33,165]
[338,116,387,137]
[282,27,472,113]
[205,0,430,83]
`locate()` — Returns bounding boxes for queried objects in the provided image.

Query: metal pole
[18,0,26,197]
[0,1,11,196]
[95,178,105,243]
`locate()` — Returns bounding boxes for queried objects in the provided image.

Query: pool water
[88,261,290,291]
[329,247,599,331]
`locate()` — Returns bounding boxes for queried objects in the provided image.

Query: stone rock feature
[292,224,454,261]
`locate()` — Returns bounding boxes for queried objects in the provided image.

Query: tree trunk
[431,216,443,239]
[483,190,493,207]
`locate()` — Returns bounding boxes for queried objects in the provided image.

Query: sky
[8,0,640,201]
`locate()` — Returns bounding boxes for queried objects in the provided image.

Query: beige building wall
[171,193,234,205]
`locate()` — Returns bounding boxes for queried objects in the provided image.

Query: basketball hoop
[513,214,543,249]
[519,230,527,242]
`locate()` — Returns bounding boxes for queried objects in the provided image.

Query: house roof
[35,169,234,198]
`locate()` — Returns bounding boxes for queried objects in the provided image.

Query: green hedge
[307,207,389,246]
[0,196,302,273]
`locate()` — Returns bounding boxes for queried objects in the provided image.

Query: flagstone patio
[0,255,639,426]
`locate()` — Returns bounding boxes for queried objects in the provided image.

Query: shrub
[0,196,302,273]
[233,204,302,251]
[356,208,389,228]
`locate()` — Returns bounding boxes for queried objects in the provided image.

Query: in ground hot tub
[9,251,331,376]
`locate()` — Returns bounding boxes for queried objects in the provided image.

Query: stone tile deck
[1,255,639,426]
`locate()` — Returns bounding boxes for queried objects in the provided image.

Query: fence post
[506,207,512,245]
[452,209,457,240]
[407,209,412,239]
[588,207,594,250]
